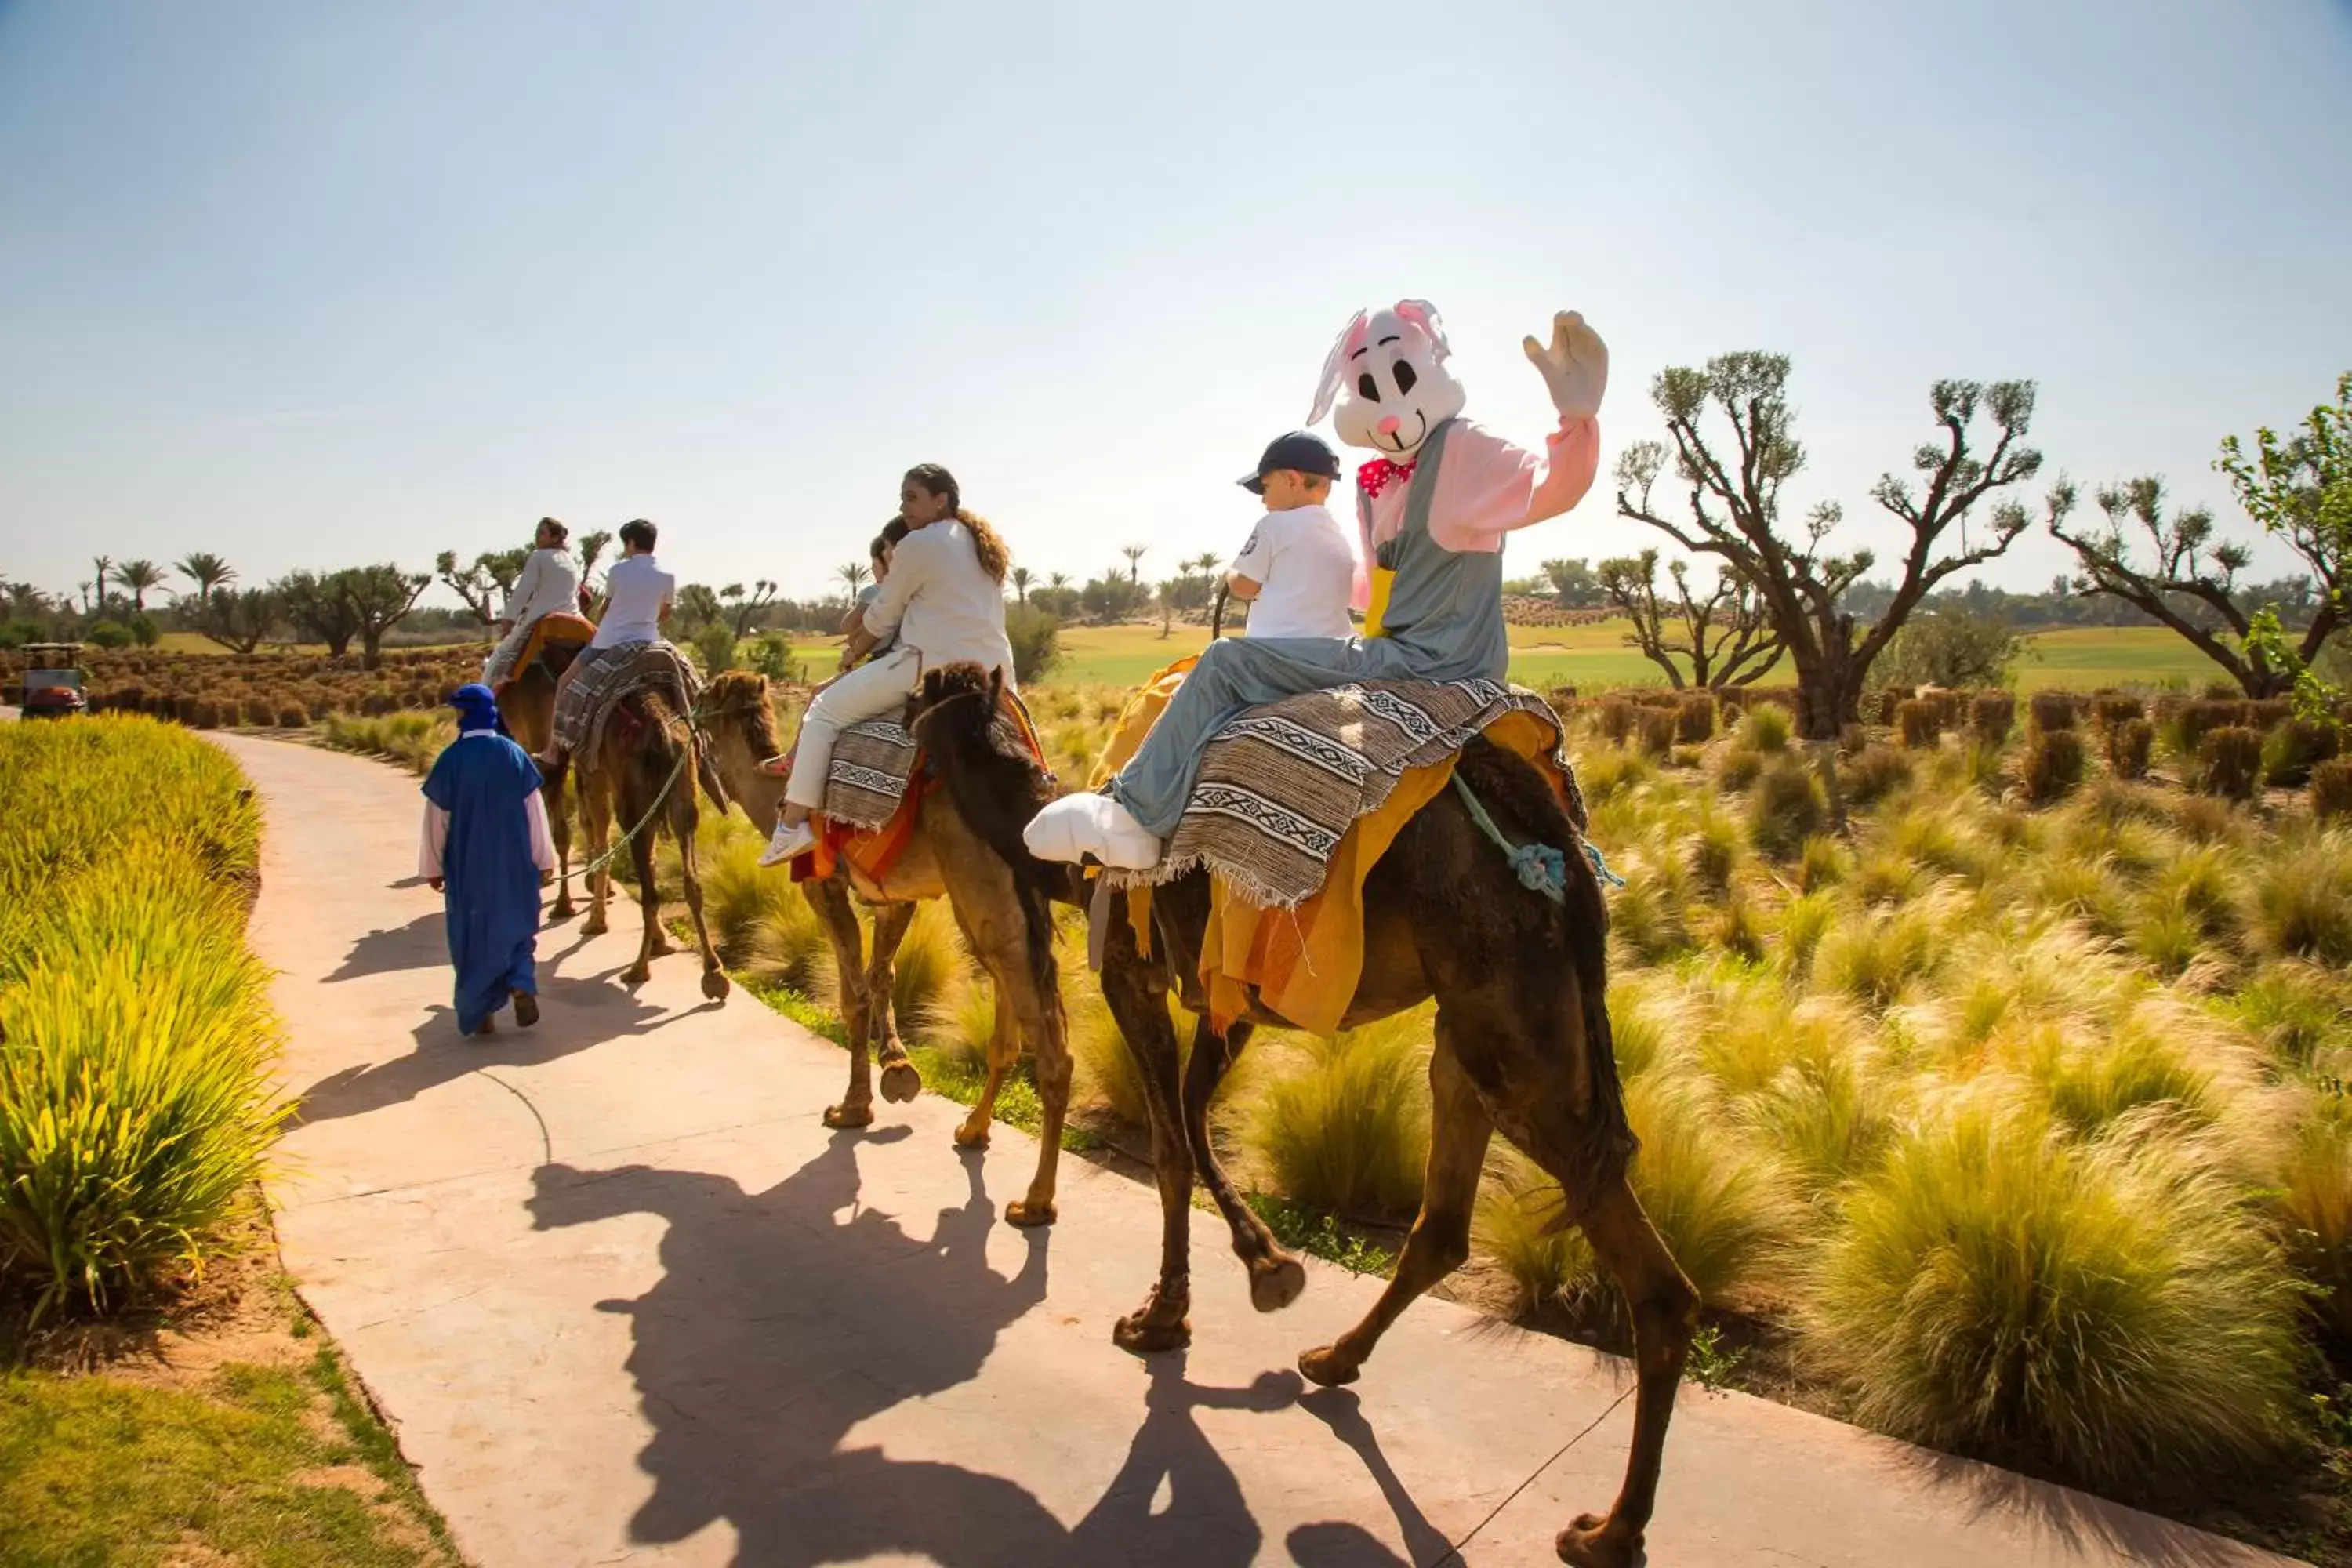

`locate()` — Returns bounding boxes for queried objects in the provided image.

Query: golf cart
[20,643,87,720]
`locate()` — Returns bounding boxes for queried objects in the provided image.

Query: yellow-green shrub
[0,718,286,1321]
[1806,1092,2304,1490]
[1245,1013,1431,1221]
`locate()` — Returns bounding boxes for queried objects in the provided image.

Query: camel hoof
[1298,1345,1361,1388]
[822,1102,875,1130]
[583,918,609,938]
[1555,1514,1639,1568]
[648,938,677,958]
[1249,1254,1308,1314]
[621,965,651,986]
[1004,1199,1057,1229]
[1112,1312,1190,1356]
[879,1061,922,1104]
[953,1120,992,1150]
[700,970,731,1002]
[550,901,576,921]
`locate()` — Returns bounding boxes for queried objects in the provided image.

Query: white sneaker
[759,819,818,868]
[1024,793,1163,870]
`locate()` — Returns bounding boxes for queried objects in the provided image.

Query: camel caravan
[456,301,1694,1567]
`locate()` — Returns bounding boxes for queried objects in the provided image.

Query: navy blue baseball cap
[1239,430,1342,494]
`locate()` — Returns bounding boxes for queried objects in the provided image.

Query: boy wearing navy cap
[1225,430,1364,641]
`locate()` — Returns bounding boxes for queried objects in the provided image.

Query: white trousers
[482,618,536,685]
[783,647,923,811]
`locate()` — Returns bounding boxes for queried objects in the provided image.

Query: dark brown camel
[696,670,1078,1225]
[537,670,734,1000]
[496,648,580,919]
[910,670,1697,1568]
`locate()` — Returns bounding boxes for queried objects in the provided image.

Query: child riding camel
[1225,430,1362,641]
[760,465,1017,867]
[532,518,674,773]
[1025,301,1606,869]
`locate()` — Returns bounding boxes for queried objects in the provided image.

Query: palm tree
[839,561,871,597]
[176,552,236,607]
[1120,543,1148,585]
[113,559,165,614]
[1189,550,1223,576]
[90,555,113,617]
[1047,572,1071,591]
[1011,565,1033,604]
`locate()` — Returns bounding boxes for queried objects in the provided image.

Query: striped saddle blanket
[805,695,1047,833]
[1108,673,1583,910]
[554,640,703,764]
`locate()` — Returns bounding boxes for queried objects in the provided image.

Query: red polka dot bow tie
[1357,456,1419,499]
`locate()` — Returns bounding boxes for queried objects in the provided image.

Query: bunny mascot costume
[1026,301,1606,869]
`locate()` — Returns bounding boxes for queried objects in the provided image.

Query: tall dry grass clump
[1675,693,1715,743]
[2027,691,2078,733]
[2023,728,2086,806]
[1895,699,1942,750]
[0,717,288,1322]
[1969,692,2015,746]
[1805,1092,2305,1491]
[2105,717,2154,781]
[2314,758,2352,822]
[1747,756,1826,859]
[1740,702,1794,754]
[2264,719,2340,788]
[2196,726,2263,801]
[1245,1014,1431,1222]
[2242,829,2352,967]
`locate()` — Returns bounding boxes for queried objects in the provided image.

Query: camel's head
[700,670,787,820]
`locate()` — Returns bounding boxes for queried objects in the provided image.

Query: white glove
[1523,310,1609,421]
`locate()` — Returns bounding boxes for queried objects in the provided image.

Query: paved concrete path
[218,732,2299,1568]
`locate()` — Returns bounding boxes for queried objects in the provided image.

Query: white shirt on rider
[1229,503,1359,641]
[862,520,1015,682]
[593,554,675,649]
[501,547,580,627]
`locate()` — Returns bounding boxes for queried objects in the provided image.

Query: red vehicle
[20,643,88,720]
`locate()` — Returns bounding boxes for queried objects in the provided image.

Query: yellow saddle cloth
[1093,655,1571,1038]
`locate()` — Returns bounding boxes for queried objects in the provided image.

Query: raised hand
[1523,310,1609,421]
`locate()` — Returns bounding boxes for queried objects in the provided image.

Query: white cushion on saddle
[1024,793,1162,870]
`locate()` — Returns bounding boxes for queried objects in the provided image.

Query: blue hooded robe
[423,686,546,1033]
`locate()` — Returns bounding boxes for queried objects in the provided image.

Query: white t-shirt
[864,519,1016,683]
[593,554,676,648]
[501,547,581,626]
[1229,503,1358,641]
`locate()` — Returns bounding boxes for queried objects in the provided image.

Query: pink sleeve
[1427,416,1602,554]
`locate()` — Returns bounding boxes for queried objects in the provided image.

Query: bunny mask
[1307,300,1468,463]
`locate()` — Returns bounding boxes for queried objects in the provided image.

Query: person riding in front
[481,517,583,686]
[759,464,1016,867]
[1224,431,1363,641]
[533,517,674,773]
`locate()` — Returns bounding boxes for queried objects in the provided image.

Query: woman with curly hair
[760,463,1017,866]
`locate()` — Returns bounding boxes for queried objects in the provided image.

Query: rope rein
[567,693,713,881]
[1449,772,1624,904]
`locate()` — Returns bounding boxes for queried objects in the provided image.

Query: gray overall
[1108,418,1512,836]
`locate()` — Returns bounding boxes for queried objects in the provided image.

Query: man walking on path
[419,684,557,1036]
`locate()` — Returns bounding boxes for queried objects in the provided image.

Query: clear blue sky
[3,0,2347,611]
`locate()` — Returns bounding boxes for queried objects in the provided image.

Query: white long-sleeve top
[418,733,559,878]
[861,519,1016,683]
[499,547,582,626]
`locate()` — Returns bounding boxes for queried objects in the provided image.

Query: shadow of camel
[324,909,448,983]
[528,1131,1078,1566]
[526,1133,1398,1566]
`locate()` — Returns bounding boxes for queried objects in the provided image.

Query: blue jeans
[1109,636,1437,836]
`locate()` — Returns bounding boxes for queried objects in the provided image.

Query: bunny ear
[1307,308,1370,426]
[1393,299,1450,361]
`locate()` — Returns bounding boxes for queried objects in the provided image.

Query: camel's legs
[1098,900,1192,1353]
[865,902,920,1103]
[580,779,615,938]
[543,766,576,920]
[670,790,730,1002]
[1300,1021,1494,1386]
[952,971,1014,1150]
[1177,1018,1302,1313]
[621,786,665,985]
[806,875,876,1129]
[1552,1177,1697,1568]
[993,928,1069,1228]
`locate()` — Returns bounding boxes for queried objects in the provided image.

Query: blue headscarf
[449,682,506,737]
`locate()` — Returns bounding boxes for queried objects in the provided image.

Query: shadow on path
[325,910,447,982]
[525,1132,1413,1566]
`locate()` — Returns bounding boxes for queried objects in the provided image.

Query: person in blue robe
[419,684,557,1036]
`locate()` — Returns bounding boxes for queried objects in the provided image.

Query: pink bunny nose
[1377,415,1402,436]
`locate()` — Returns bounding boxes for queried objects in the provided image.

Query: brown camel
[910,670,1697,1568]
[495,648,580,920]
[537,670,734,1000]
[697,670,1078,1226]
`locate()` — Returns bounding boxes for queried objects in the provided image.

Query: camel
[521,648,733,998]
[696,670,1078,1226]
[909,670,1697,1568]
[495,646,580,920]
